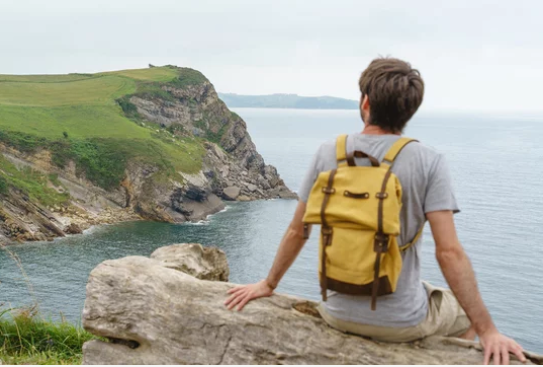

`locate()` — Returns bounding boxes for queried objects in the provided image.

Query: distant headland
[218,93,358,110]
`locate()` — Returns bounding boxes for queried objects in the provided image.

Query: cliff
[81,244,542,365]
[0,66,295,242]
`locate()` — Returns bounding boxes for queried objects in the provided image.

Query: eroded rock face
[150,243,229,281]
[81,245,540,365]
[130,81,297,204]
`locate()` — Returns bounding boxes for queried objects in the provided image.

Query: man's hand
[224,280,274,311]
[480,329,526,365]
[224,201,309,312]
[427,211,526,365]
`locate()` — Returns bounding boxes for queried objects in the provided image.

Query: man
[225,57,525,365]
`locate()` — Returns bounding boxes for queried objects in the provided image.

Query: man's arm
[224,201,310,311]
[427,210,525,365]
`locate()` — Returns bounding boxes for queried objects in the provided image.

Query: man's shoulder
[397,138,443,162]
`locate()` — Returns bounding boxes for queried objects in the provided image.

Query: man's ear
[361,94,370,112]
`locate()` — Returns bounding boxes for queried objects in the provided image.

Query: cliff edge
[81,244,542,365]
[0,66,295,242]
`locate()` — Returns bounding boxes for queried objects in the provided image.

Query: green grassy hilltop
[0,66,209,204]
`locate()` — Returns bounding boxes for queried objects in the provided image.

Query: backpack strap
[372,136,418,310]
[381,137,423,252]
[336,134,349,167]
[399,225,425,252]
[381,137,418,168]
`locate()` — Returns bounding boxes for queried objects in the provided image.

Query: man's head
[358,57,424,134]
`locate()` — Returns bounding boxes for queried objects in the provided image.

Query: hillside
[218,93,358,110]
[0,66,294,242]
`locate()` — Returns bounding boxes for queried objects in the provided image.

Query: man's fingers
[236,295,251,311]
[226,293,245,310]
[227,286,245,295]
[501,348,509,366]
[493,347,501,365]
[512,344,526,363]
[484,345,491,365]
[224,290,246,306]
[224,293,238,306]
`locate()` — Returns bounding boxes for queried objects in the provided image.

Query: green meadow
[0,67,208,195]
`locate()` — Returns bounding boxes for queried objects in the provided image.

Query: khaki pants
[317,282,471,343]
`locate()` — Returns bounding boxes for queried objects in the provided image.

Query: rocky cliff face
[129,80,293,202]
[81,244,542,365]
[0,70,295,242]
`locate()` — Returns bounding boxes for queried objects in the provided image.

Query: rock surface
[150,243,229,281]
[222,186,240,201]
[81,245,541,365]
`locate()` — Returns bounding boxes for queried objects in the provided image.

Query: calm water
[1,108,542,353]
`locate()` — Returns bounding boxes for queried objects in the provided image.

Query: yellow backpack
[302,134,423,310]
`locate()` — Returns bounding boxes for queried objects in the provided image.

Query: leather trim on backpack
[320,169,337,302]
[322,275,393,297]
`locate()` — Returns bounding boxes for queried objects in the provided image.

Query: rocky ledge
[81,244,542,365]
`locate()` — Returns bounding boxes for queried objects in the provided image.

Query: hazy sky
[1,0,542,113]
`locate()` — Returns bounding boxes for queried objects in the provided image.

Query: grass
[98,67,180,82]
[0,76,135,107]
[0,307,95,365]
[0,66,209,192]
[0,155,69,206]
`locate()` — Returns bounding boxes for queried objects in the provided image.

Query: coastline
[1,197,294,246]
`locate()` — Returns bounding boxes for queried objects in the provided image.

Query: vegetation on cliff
[0,66,207,196]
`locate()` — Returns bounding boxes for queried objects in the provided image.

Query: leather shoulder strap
[382,137,418,168]
[336,134,348,167]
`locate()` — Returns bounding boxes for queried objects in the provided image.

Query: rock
[278,189,299,200]
[150,243,229,281]
[222,186,240,200]
[237,195,251,201]
[81,246,541,365]
[64,223,83,234]
[246,183,258,192]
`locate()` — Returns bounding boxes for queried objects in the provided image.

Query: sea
[1,108,542,353]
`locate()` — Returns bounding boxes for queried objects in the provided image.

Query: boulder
[64,223,83,234]
[150,243,229,281]
[246,183,258,192]
[81,245,541,365]
[222,186,240,201]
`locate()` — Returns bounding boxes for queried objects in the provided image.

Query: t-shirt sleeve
[297,145,323,203]
[424,154,460,214]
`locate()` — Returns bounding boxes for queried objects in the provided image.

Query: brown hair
[358,57,424,133]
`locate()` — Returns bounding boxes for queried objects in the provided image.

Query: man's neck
[361,124,400,136]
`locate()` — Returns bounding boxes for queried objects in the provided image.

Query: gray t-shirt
[298,133,459,328]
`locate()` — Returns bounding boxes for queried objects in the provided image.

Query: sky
[1,0,542,113]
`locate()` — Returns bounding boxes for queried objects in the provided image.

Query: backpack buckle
[374,233,389,251]
[373,233,390,252]
[322,187,335,194]
[321,227,333,235]
[375,192,388,199]
[374,233,389,243]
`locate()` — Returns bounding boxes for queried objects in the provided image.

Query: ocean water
[0,108,542,353]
